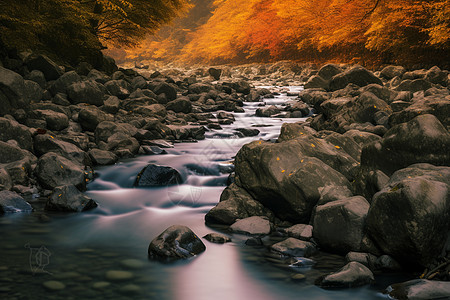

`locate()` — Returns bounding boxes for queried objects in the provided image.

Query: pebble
[120,259,145,269]
[291,274,306,281]
[92,281,111,289]
[105,270,134,281]
[119,284,141,294]
[43,281,66,291]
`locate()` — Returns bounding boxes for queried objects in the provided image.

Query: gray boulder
[385,279,450,300]
[0,191,32,214]
[345,252,377,270]
[256,105,280,117]
[78,107,113,131]
[229,216,272,235]
[46,185,97,212]
[34,134,88,166]
[316,262,374,288]
[105,80,130,99]
[148,225,206,259]
[35,152,86,190]
[270,237,317,257]
[304,75,328,90]
[88,149,118,166]
[49,71,81,95]
[0,67,29,115]
[67,81,104,106]
[0,117,33,151]
[25,54,63,81]
[0,141,34,185]
[285,224,313,240]
[166,98,192,114]
[380,65,405,80]
[29,109,69,131]
[329,66,383,91]
[313,196,370,253]
[395,78,432,93]
[208,68,222,80]
[366,163,450,267]
[317,64,342,80]
[203,233,231,244]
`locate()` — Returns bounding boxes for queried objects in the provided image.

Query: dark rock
[208,68,222,80]
[166,98,192,114]
[425,66,447,85]
[395,78,432,93]
[0,117,33,151]
[230,81,251,94]
[25,54,63,81]
[23,80,43,103]
[89,149,118,166]
[152,82,177,101]
[345,252,377,269]
[34,134,88,165]
[102,96,120,114]
[366,163,450,267]
[78,107,113,132]
[285,224,313,240]
[26,70,46,89]
[380,65,406,80]
[205,183,274,225]
[329,66,383,91]
[359,84,392,103]
[0,67,29,115]
[245,237,263,246]
[270,237,317,257]
[188,83,214,94]
[148,225,206,259]
[134,164,183,187]
[235,128,260,137]
[375,255,402,271]
[316,262,374,288]
[203,233,231,244]
[0,168,12,190]
[256,105,280,117]
[342,130,381,148]
[0,191,32,214]
[313,196,370,253]
[88,69,110,84]
[317,185,353,205]
[385,279,450,300]
[0,141,34,185]
[52,93,71,106]
[35,152,86,190]
[105,80,130,99]
[49,71,81,95]
[361,114,450,176]
[134,104,167,117]
[230,216,272,235]
[30,109,69,131]
[67,81,104,106]
[304,75,328,90]
[46,185,97,212]
[317,64,342,80]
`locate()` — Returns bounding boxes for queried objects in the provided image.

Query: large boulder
[361,114,450,176]
[77,107,113,132]
[34,134,88,166]
[205,183,274,225]
[67,81,104,106]
[152,82,177,101]
[88,149,118,166]
[329,66,383,91]
[395,78,432,93]
[0,141,34,185]
[255,105,280,117]
[208,68,222,80]
[234,139,352,223]
[134,164,183,187]
[313,196,370,253]
[229,216,272,235]
[366,163,450,267]
[46,185,97,212]
[166,98,192,114]
[104,80,130,99]
[49,71,81,95]
[0,117,33,151]
[25,54,63,81]
[385,279,450,300]
[304,75,329,90]
[148,225,206,260]
[0,67,29,115]
[380,65,406,80]
[0,191,32,214]
[29,109,69,131]
[316,262,375,288]
[35,152,86,190]
[317,64,342,80]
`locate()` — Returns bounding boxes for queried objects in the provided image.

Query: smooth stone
[92,281,111,289]
[43,281,66,291]
[105,270,134,281]
[120,259,145,269]
[203,233,232,244]
[291,274,306,281]
[230,216,272,235]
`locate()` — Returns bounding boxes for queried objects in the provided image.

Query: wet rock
[313,196,370,253]
[34,134,88,165]
[270,237,317,257]
[104,79,130,99]
[78,107,113,131]
[166,97,192,113]
[385,279,450,300]
[361,114,450,176]
[329,66,383,91]
[230,216,272,235]
[342,129,381,148]
[67,80,104,106]
[148,225,206,259]
[245,237,263,246]
[0,117,33,151]
[88,149,118,165]
[25,54,63,81]
[35,152,86,190]
[285,224,313,240]
[366,163,450,267]
[152,82,177,101]
[230,80,251,94]
[256,105,280,117]
[134,104,167,117]
[134,164,183,187]
[0,191,32,214]
[203,233,231,244]
[345,252,377,269]
[375,255,402,271]
[46,185,97,212]
[235,128,259,137]
[205,183,274,225]
[316,262,374,288]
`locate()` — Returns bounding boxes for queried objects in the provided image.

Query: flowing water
[0,87,409,299]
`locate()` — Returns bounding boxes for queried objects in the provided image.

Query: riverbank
[0,53,449,299]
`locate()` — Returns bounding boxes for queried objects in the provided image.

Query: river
[0,86,408,299]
